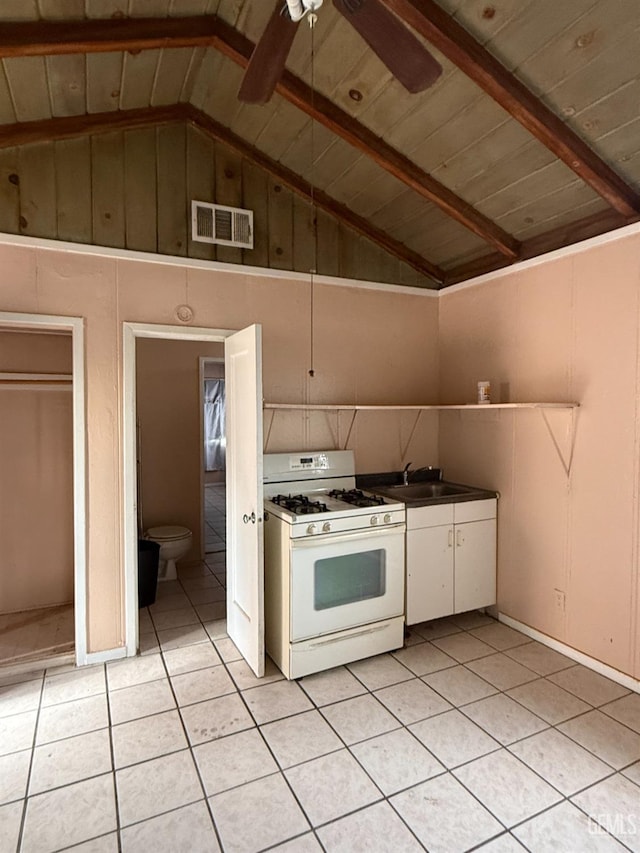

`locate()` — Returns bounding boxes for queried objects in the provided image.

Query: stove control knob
[306,523,317,535]
[322,522,331,533]
[383,513,392,524]
[370,515,379,526]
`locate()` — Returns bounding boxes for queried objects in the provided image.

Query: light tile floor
[0,605,74,668]
[205,483,226,554]
[1,554,639,852]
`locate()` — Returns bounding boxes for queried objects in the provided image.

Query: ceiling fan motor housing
[286,0,324,22]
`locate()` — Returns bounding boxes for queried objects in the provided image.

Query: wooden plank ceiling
[0,0,638,288]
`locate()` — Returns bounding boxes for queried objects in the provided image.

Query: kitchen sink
[379,481,477,500]
[370,479,493,505]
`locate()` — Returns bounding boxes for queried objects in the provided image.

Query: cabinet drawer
[454,498,497,523]
[407,503,454,530]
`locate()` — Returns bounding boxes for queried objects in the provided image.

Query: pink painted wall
[0,331,73,613]
[439,232,640,680]
[136,338,224,561]
[0,244,439,653]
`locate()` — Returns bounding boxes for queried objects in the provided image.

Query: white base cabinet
[406,498,497,625]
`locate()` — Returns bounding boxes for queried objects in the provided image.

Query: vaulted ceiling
[0,0,638,288]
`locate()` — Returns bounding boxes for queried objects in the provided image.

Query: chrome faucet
[402,462,413,486]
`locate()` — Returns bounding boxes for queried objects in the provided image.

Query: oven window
[314,549,386,611]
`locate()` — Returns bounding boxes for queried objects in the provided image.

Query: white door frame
[0,312,88,665]
[123,322,236,657]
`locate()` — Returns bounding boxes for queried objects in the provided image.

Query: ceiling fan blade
[238,2,299,105]
[333,0,442,93]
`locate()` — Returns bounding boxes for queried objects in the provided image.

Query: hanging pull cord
[308,11,317,378]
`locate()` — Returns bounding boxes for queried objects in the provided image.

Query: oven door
[289,525,405,642]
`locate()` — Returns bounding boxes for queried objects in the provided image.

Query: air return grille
[191,200,254,249]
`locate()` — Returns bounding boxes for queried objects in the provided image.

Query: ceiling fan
[238,0,443,105]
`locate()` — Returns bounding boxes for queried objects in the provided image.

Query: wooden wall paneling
[292,193,316,275]
[267,177,294,271]
[408,217,488,267]
[18,142,56,238]
[316,209,340,278]
[338,223,360,280]
[124,127,158,253]
[186,124,215,261]
[128,0,171,15]
[3,57,51,122]
[119,49,161,110]
[0,147,19,234]
[38,0,85,18]
[357,236,389,283]
[370,187,431,234]
[0,1,37,19]
[157,122,188,256]
[213,142,243,264]
[46,55,86,117]
[55,137,92,243]
[91,131,125,248]
[597,116,640,188]
[0,64,16,124]
[152,48,194,106]
[85,0,124,16]
[86,52,123,114]
[240,159,269,268]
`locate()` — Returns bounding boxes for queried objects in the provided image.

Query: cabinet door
[454,519,496,614]
[406,525,454,624]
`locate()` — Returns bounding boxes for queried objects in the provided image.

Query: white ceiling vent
[191,200,254,249]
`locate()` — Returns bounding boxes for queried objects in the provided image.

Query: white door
[225,325,264,677]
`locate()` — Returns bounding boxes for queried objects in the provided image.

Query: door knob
[242,511,256,524]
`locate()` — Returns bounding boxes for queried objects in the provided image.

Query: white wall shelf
[263,401,580,474]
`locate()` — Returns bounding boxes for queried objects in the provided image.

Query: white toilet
[145,525,193,581]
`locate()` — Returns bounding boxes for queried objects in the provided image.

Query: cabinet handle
[448,529,453,548]
[456,529,463,547]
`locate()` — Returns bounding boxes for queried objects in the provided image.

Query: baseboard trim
[499,612,640,695]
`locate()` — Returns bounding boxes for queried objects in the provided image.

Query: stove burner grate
[272,494,329,515]
[328,488,387,508]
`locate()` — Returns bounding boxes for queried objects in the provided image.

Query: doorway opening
[201,357,226,559]
[0,311,87,672]
[123,323,234,657]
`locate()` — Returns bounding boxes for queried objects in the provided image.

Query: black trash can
[138,539,160,608]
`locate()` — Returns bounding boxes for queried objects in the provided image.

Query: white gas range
[263,450,406,679]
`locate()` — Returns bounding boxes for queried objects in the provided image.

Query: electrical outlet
[554,589,566,611]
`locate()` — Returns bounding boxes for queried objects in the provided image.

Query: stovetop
[270,488,390,516]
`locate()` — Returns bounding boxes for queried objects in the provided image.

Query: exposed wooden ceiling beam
[380,0,640,218]
[444,209,636,286]
[0,15,222,57]
[0,104,444,283]
[0,15,520,260]
[0,105,180,147]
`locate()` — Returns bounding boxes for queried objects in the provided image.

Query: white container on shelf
[477,381,491,404]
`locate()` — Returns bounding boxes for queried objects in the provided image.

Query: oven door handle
[305,621,393,648]
[290,524,405,548]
